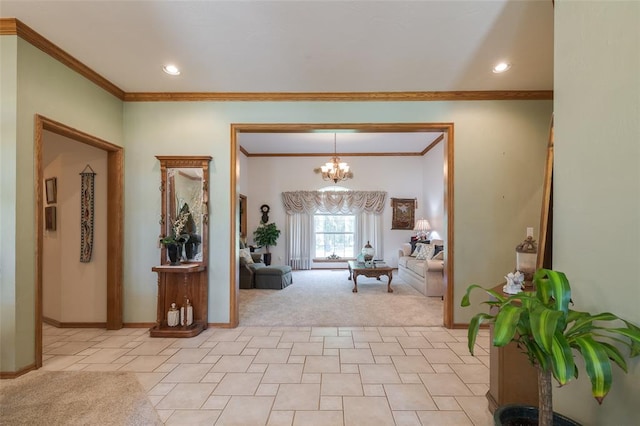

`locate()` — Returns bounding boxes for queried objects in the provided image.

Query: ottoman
[254,265,293,289]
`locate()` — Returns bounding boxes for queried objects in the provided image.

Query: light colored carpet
[0,370,162,426]
[240,269,443,327]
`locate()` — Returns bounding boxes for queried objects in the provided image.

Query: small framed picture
[391,198,416,230]
[45,206,56,231]
[45,177,57,204]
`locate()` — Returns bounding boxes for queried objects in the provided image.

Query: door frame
[34,114,124,367]
[229,122,454,328]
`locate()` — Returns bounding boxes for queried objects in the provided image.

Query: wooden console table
[150,264,207,338]
[487,284,538,412]
[347,260,393,293]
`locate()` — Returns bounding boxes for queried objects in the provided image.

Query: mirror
[157,156,212,265]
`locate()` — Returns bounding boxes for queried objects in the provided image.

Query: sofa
[239,248,293,290]
[397,239,444,297]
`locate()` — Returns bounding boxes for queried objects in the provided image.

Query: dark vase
[184,242,195,260]
[494,405,581,426]
[167,244,181,266]
[263,252,272,266]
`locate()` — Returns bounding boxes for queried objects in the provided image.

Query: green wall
[553,1,640,424]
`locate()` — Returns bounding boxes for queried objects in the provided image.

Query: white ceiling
[2,0,554,155]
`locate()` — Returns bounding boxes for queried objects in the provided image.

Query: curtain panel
[281,191,387,215]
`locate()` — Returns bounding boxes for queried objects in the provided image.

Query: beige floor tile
[433,396,462,410]
[135,371,168,391]
[304,355,340,373]
[75,348,101,356]
[354,341,371,348]
[324,336,354,349]
[126,339,175,356]
[241,327,273,336]
[262,363,303,384]
[200,355,221,364]
[432,364,454,373]
[363,384,385,396]
[323,348,339,356]
[351,331,382,343]
[169,334,211,349]
[420,348,464,364]
[155,363,178,373]
[340,364,359,374]
[273,383,320,410]
[92,335,136,348]
[318,395,342,412]
[467,383,489,396]
[302,373,321,384]
[147,395,163,407]
[79,348,130,364]
[201,395,230,409]
[377,327,409,337]
[384,384,437,410]
[201,372,225,383]
[247,336,281,348]
[277,342,294,349]
[45,341,96,355]
[241,348,260,356]
[166,348,211,364]
[149,382,177,396]
[248,363,268,373]
[343,396,395,426]
[280,331,310,342]
[156,383,216,409]
[396,336,433,349]
[454,396,493,426]
[359,364,401,384]
[81,363,122,371]
[339,348,374,364]
[254,348,291,364]
[207,341,248,355]
[212,372,263,395]
[288,355,305,364]
[291,342,323,356]
[447,341,487,356]
[209,355,254,373]
[309,336,324,343]
[165,409,221,425]
[207,329,243,342]
[62,363,88,371]
[113,355,137,364]
[374,355,392,364]
[160,347,180,356]
[369,342,405,356]
[311,327,338,336]
[416,410,474,425]
[450,363,490,384]
[120,355,170,372]
[392,355,434,374]
[419,373,473,396]
[267,410,294,426]
[161,363,212,382]
[321,373,363,396]
[422,330,458,343]
[392,410,421,426]
[293,410,344,426]
[156,409,174,423]
[460,355,483,364]
[399,373,422,384]
[216,396,274,425]
[256,383,279,396]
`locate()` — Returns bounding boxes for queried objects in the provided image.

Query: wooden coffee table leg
[352,274,358,293]
[387,273,393,293]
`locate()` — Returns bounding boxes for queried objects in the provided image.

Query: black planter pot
[167,244,181,266]
[494,405,581,426]
[263,252,272,266]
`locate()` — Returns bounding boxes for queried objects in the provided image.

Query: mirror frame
[156,155,212,265]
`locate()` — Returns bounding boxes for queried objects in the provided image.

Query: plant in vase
[462,269,640,426]
[253,222,280,266]
[159,210,191,265]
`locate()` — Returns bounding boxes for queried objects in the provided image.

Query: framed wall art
[391,198,416,230]
[45,177,57,204]
[45,206,56,231]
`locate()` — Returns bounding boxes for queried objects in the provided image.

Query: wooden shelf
[150,264,208,338]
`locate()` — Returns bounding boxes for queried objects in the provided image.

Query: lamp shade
[413,219,431,233]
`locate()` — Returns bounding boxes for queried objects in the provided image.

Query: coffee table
[347,260,393,293]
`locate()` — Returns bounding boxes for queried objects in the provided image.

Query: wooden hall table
[347,260,393,293]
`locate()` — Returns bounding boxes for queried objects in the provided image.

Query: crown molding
[2,17,553,103]
[1,18,125,100]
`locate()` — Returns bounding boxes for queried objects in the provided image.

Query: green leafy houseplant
[462,269,640,426]
[253,222,280,253]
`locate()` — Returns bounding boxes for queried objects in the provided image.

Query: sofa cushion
[407,259,426,277]
[240,248,253,264]
[416,244,435,260]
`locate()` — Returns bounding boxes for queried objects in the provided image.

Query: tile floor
[42,324,493,425]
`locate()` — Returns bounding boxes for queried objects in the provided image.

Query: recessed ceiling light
[493,62,511,73]
[163,64,180,76]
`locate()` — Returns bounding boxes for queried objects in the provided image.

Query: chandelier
[318,134,352,183]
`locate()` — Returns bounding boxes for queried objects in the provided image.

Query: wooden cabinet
[486,284,539,412]
[150,264,208,337]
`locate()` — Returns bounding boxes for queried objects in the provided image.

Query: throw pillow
[432,250,444,260]
[239,248,253,264]
[412,242,427,257]
[433,244,444,258]
[416,244,434,260]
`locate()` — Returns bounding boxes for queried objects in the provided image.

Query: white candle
[527,227,534,238]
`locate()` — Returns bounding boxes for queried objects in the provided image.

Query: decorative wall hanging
[45,177,57,204]
[45,206,56,231]
[390,198,416,230]
[80,165,96,262]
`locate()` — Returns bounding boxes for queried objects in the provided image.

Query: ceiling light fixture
[316,133,352,183]
[493,62,511,73]
[163,64,181,76]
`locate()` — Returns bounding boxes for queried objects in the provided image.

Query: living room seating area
[239,246,293,290]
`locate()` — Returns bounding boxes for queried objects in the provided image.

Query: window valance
[282,191,387,215]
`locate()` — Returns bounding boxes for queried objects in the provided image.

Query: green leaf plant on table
[461,269,640,426]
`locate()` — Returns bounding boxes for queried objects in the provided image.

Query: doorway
[229,123,454,328]
[34,115,124,368]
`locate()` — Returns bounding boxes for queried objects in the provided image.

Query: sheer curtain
[282,191,387,269]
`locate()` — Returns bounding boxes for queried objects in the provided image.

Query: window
[314,214,355,259]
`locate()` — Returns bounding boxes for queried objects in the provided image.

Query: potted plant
[159,210,191,265]
[253,222,280,265]
[462,268,640,426]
